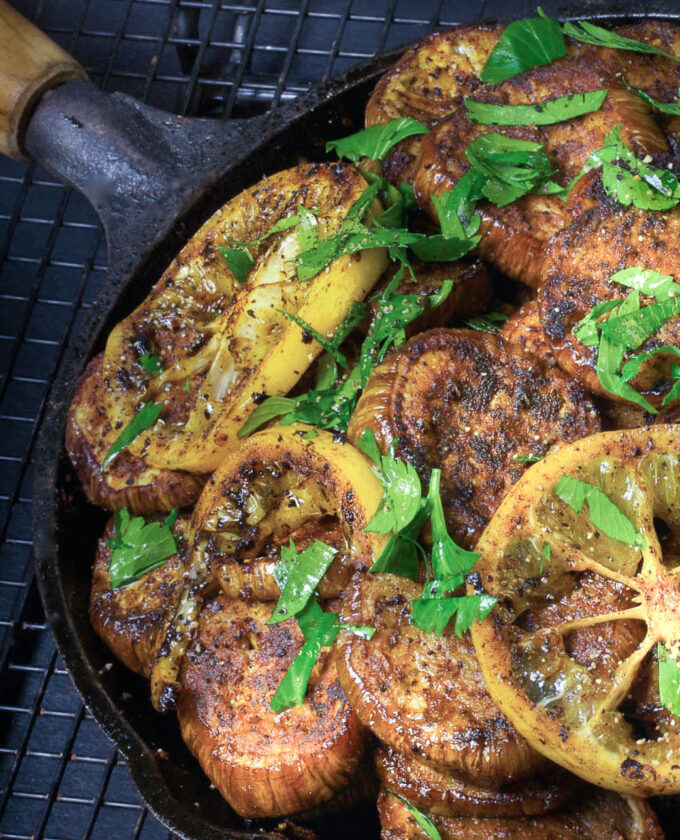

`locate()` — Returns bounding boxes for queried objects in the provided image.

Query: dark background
[0,1,668,838]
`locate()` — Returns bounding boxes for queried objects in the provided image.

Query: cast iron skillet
[14,0,680,836]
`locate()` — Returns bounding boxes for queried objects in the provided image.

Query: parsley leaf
[369,506,427,580]
[356,427,382,464]
[464,133,557,207]
[219,245,253,284]
[138,353,163,376]
[620,345,680,406]
[270,608,339,713]
[464,311,509,333]
[182,378,191,392]
[574,300,622,346]
[427,469,480,578]
[326,117,430,163]
[600,297,680,350]
[610,267,680,302]
[411,577,496,637]
[268,540,337,626]
[238,396,297,438]
[658,643,680,718]
[99,400,163,473]
[562,125,680,210]
[465,90,607,127]
[514,453,542,463]
[480,14,566,84]
[269,593,374,712]
[626,82,680,116]
[108,508,178,588]
[563,19,680,62]
[554,475,648,550]
[278,309,348,368]
[394,795,442,840]
[296,205,319,251]
[365,441,423,535]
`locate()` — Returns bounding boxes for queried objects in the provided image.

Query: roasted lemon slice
[190,424,387,600]
[149,426,386,710]
[102,162,387,473]
[471,425,680,796]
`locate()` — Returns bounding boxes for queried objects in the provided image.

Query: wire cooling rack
[1,0,623,837]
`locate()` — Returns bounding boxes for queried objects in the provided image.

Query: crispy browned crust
[335,574,543,785]
[348,329,601,548]
[176,595,368,819]
[65,354,207,513]
[376,787,664,840]
[500,301,554,364]
[539,204,680,408]
[89,512,191,677]
[412,58,666,288]
[364,257,493,337]
[375,745,580,819]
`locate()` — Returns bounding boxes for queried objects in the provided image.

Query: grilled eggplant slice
[375,745,580,818]
[89,511,192,677]
[102,162,387,473]
[539,203,680,409]
[500,300,554,364]
[348,329,600,548]
[335,573,544,785]
[376,787,663,840]
[65,355,206,513]
[176,594,367,819]
[365,26,501,128]
[412,61,666,288]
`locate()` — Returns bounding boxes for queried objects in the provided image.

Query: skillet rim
[30,11,680,840]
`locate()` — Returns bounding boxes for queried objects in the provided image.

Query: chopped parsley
[326,116,430,162]
[554,475,647,550]
[269,542,374,712]
[99,400,163,473]
[658,643,680,718]
[480,13,566,84]
[137,353,163,376]
[465,90,608,127]
[268,540,337,626]
[561,124,680,211]
[108,508,178,588]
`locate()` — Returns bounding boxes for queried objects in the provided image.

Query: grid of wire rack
[0,0,564,837]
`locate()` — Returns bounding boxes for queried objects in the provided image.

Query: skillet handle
[0,0,86,159]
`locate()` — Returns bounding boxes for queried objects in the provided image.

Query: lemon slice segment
[471,425,680,796]
[102,162,387,473]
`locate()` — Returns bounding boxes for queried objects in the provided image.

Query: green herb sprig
[99,400,163,473]
[326,116,429,163]
[658,643,680,718]
[480,11,679,86]
[573,267,680,412]
[108,508,178,588]
[465,90,608,127]
[554,475,647,549]
[360,430,497,637]
[138,353,164,376]
[269,541,374,712]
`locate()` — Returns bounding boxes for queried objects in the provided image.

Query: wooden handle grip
[0,0,86,159]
